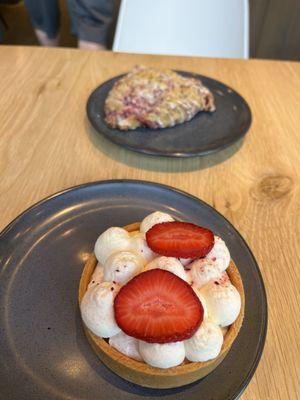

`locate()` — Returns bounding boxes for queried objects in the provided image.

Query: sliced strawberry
[146,221,214,258]
[114,269,203,343]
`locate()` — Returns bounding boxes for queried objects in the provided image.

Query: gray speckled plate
[86,72,252,157]
[0,180,267,400]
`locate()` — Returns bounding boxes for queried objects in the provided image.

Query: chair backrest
[113,0,249,59]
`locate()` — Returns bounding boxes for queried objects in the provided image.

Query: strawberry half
[146,221,214,258]
[114,269,203,343]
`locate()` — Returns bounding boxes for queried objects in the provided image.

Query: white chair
[113,0,249,59]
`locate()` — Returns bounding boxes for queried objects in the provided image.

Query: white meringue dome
[129,232,156,263]
[206,236,231,272]
[144,256,188,281]
[139,341,185,369]
[200,278,241,327]
[189,258,222,289]
[193,289,209,319]
[109,331,142,361]
[94,227,131,264]
[179,258,192,267]
[80,282,121,338]
[104,251,144,284]
[184,320,223,362]
[87,262,104,290]
[140,211,174,233]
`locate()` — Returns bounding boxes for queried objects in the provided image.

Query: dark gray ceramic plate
[86,72,252,157]
[0,180,267,400]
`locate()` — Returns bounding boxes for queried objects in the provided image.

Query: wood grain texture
[78,223,245,388]
[0,46,299,398]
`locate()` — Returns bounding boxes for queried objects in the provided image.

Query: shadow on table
[85,117,244,173]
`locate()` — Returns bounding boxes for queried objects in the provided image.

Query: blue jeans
[24,0,115,45]
[68,0,114,44]
[24,0,60,39]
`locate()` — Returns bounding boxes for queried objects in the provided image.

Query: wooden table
[1,46,299,399]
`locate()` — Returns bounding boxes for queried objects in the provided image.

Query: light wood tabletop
[0,46,299,399]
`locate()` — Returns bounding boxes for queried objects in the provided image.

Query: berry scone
[79,212,244,388]
[104,66,215,130]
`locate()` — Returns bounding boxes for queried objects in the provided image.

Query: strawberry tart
[79,211,244,388]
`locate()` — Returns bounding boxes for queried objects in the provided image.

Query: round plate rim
[86,71,252,158]
[0,179,267,399]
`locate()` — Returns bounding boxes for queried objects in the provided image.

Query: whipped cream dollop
[200,273,241,327]
[145,256,188,282]
[189,258,222,289]
[193,289,209,319]
[184,320,223,362]
[139,341,185,368]
[94,227,131,264]
[129,232,156,263]
[206,236,230,272]
[140,211,174,233]
[179,257,192,267]
[80,281,121,338]
[104,251,144,284]
[87,262,104,290]
[109,331,142,361]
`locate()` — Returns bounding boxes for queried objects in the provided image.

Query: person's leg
[68,0,114,50]
[0,13,6,43]
[24,0,60,46]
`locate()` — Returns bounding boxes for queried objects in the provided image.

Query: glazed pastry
[105,66,215,130]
